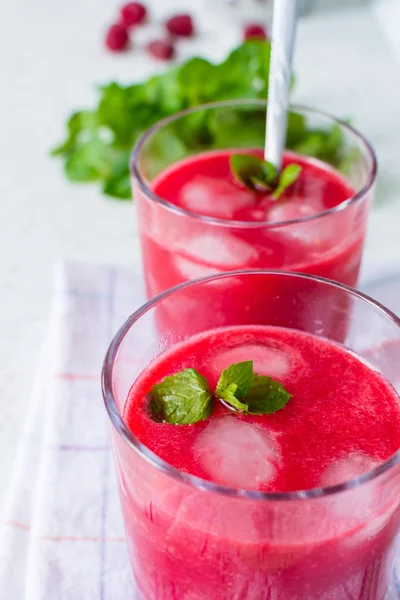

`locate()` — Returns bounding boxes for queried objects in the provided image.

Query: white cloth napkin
[0,261,399,600]
[0,263,145,600]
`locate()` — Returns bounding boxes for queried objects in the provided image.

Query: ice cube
[321,452,379,523]
[182,233,259,268]
[298,172,338,210]
[267,200,334,248]
[342,503,396,550]
[267,197,352,252]
[180,176,253,219]
[321,453,396,547]
[174,255,222,280]
[165,490,259,544]
[174,256,245,292]
[267,199,319,224]
[209,343,293,384]
[321,452,378,487]
[194,416,280,490]
[246,207,268,221]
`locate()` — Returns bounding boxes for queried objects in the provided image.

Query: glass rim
[130,99,378,230]
[102,270,400,502]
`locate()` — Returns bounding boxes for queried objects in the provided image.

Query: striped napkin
[0,263,144,600]
[0,261,398,599]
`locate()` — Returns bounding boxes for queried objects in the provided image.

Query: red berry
[105,23,129,52]
[147,39,175,61]
[120,2,147,27]
[244,23,268,41]
[166,14,194,37]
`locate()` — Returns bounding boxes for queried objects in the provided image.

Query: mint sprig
[229,155,277,193]
[230,154,302,199]
[150,369,212,425]
[149,360,291,425]
[216,361,291,414]
[51,39,346,200]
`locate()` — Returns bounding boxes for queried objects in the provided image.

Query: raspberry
[120,2,147,27]
[244,24,268,41]
[166,14,194,37]
[105,24,129,52]
[147,39,175,61]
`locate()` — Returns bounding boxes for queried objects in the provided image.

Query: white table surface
[0,0,400,505]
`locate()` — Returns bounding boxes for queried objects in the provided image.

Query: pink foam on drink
[124,325,400,493]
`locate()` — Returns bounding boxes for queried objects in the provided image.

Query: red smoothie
[121,325,400,599]
[137,149,367,300]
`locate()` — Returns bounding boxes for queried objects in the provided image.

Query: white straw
[265,0,300,171]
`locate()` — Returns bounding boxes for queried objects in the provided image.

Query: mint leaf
[51,111,98,157]
[102,150,131,200]
[246,374,292,414]
[216,361,253,411]
[217,361,253,398]
[230,154,277,192]
[64,138,111,182]
[216,361,291,415]
[214,40,271,101]
[217,383,249,412]
[177,58,219,106]
[272,164,302,199]
[150,369,212,425]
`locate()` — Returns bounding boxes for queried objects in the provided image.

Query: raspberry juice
[120,325,400,599]
[137,149,369,299]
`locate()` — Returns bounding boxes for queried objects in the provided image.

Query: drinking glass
[131,101,377,298]
[102,271,400,600]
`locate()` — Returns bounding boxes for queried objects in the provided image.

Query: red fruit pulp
[120,325,400,599]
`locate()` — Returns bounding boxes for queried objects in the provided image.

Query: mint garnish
[230,153,302,199]
[149,360,291,425]
[216,361,291,414]
[272,163,302,199]
[230,154,277,193]
[246,373,292,414]
[150,369,212,425]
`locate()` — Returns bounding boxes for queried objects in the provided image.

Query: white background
[0,0,400,504]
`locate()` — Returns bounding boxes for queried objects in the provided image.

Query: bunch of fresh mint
[52,40,345,201]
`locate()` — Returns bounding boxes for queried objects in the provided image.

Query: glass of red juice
[131,100,376,298]
[102,271,400,600]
